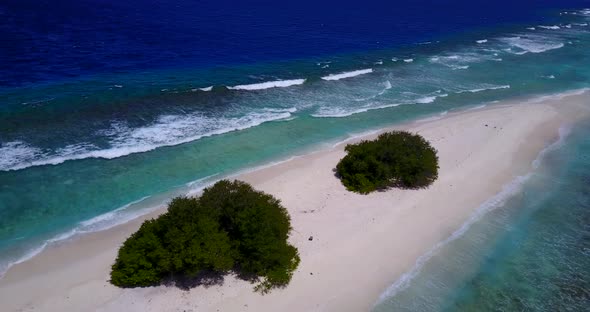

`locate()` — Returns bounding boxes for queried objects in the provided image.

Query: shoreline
[374,123,573,305]
[2,88,586,280]
[1,91,589,311]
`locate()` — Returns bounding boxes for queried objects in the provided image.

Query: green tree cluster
[336,131,439,193]
[110,180,300,292]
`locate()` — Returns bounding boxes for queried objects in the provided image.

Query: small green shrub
[336,131,439,193]
[111,180,299,292]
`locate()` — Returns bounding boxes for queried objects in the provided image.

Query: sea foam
[321,69,373,81]
[500,36,564,54]
[415,96,438,104]
[0,195,156,279]
[313,90,447,118]
[0,141,42,171]
[457,85,511,93]
[311,103,401,118]
[414,111,449,123]
[0,171,229,280]
[429,53,487,70]
[0,108,297,171]
[353,80,393,102]
[227,79,306,90]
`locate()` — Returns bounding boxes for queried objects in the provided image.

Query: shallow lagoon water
[374,123,590,311]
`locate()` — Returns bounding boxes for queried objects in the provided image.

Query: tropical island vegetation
[336,131,439,194]
[110,180,300,293]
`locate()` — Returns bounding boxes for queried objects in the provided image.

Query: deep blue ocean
[1,1,589,310]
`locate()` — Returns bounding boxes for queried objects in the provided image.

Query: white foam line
[524,88,590,104]
[417,93,448,104]
[263,107,298,113]
[321,69,373,81]
[313,91,447,118]
[466,104,488,111]
[0,244,48,279]
[353,80,392,102]
[185,173,221,187]
[277,116,298,122]
[329,129,385,149]
[457,85,510,94]
[0,195,155,279]
[532,126,571,169]
[1,110,297,172]
[78,196,154,229]
[416,96,437,104]
[0,170,234,280]
[191,86,213,92]
[500,36,565,55]
[375,125,573,305]
[184,174,229,197]
[20,97,55,106]
[414,111,449,123]
[227,79,306,90]
[310,103,401,118]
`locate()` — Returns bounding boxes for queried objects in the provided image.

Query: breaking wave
[321,69,373,81]
[0,108,296,171]
[227,79,306,90]
[500,36,564,54]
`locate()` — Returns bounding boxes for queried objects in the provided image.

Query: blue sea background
[1,0,589,309]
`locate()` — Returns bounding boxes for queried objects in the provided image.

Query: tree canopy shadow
[162,270,226,290]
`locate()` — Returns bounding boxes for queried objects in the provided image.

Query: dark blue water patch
[1,0,588,87]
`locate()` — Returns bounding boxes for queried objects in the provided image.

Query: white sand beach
[1,91,589,312]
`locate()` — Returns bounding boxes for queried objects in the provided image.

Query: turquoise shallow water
[1,7,590,291]
[373,122,590,311]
